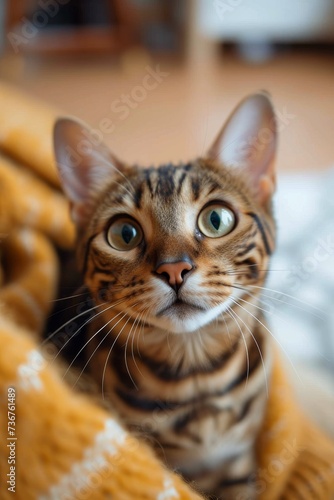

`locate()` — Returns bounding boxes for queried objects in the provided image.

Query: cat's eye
[107,217,143,251]
[198,204,235,238]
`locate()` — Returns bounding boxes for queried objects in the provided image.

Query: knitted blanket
[0,82,333,500]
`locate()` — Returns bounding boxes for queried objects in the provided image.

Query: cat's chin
[150,300,232,334]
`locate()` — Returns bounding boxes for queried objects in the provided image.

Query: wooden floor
[1,47,334,173]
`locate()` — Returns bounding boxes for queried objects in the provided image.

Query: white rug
[266,168,334,434]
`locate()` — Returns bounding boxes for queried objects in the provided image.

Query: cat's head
[54,93,276,334]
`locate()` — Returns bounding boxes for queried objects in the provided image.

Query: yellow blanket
[0,82,333,500]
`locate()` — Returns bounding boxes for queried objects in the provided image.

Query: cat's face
[54,93,276,334]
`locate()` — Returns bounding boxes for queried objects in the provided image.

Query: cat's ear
[54,117,123,226]
[207,92,277,205]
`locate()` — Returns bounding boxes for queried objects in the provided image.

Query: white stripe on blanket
[39,418,127,500]
[157,476,179,500]
[17,349,45,391]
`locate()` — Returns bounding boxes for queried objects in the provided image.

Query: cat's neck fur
[88,288,269,378]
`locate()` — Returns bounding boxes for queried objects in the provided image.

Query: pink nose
[156,261,193,287]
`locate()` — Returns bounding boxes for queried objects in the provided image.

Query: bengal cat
[53,93,277,499]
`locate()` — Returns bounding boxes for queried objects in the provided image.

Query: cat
[53,92,276,499]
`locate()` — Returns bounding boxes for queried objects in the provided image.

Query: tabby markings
[115,337,262,413]
[135,337,240,381]
[247,212,272,255]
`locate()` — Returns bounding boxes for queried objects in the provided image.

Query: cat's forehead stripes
[139,163,196,202]
[127,160,238,210]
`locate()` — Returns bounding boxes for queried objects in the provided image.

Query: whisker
[113,180,136,201]
[47,298,91,319]
[237,293,331,363]
[101,311,137,399]
[137,305,154,356]
[137,305,152,356]
[228,301,269,396]
[139,433,167,463]
[231,297,302,384]
[50,291,88,303]
[237,295,272,316]
[225,268,286,276]
[124,313,141,390]
[257,290,326,321]
[222,308,232,344]
[76,311,133,390]
[131,310,147,379]
[247,284,327,315]
[48,297,127,362]
[100,337,122,400]
[92,149,136,199]
[226,306,250,388]
[43,300,106,345]
[64,309,126,381]
[121,304,148,381]
[227,282,326,322]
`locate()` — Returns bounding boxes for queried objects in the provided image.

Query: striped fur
[54,94,277,498]
[77,159,275,499]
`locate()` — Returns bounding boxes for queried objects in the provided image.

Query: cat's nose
[155,261,193,290]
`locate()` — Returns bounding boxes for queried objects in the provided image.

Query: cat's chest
[93,347,267,471]
[86,318,270,494]
[128,375,265,463]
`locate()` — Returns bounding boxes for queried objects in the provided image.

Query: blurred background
[0,0,333,169]
[0,0,333,430]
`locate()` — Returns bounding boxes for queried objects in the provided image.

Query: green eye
[107,218,143,251]
[198,204,235,238]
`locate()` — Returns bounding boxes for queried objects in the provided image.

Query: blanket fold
[0,81,333,500]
